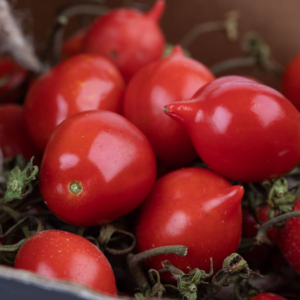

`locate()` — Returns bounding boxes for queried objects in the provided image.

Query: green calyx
[162,259,213,300]
[206,254,261,300]
[4,157,38,203]
[265,177,295,215]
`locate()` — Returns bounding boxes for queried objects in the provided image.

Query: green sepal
[4,157,38,203]
[174,259,213,300]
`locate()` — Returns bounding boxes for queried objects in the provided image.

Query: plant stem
[256,210,300,243]
[240,210,300,249]
[180,21,224,48]
[43,2,108,66]
[128,245,188,289]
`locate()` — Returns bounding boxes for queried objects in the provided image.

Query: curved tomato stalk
[78,223,136,255]
[0,216,44,265]
[211,31,283,76]
[180,10,239,49]
[4,157,38,203]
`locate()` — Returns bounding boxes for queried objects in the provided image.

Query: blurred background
[8,0,300,88]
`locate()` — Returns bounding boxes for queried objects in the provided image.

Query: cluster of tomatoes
[2,1,300,300]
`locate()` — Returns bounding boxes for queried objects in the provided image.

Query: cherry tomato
[82,0,165,81]
[14,230,117,296]
[282,53,300,111]
[40,110,156,226]
[136,167,243,282]
[0,57,27,103]
[164,76,300,182]
[61,29,87,57]
[24,54,125,151]
[123,46,214,168]
[250,293,287,300]
[279,198,300,274]
[0,105,40,159]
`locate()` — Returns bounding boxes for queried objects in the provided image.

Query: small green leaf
[4,157,38,203]
[163,43,192,58]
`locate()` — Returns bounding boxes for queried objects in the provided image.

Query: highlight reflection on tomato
[40,110,156,227]
[14,230,118,296]
[24,54,125,151]
[136,167,243,282]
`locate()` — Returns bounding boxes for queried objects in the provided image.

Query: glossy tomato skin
[123,46,215,167]
[14,230,117,296]
[136,167,243,282]
[0,57,27,104]
[40,110,156,227]
[279,198,300,274]
[0,105,40,159]
[164,76,300,182]
[250,293,287,300]
[24,54,125,151]
[282,53,300,111]
[82,0,165,81]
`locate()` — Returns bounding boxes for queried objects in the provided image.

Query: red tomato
[40,110,156,226]
[282,53,300,111]
[123,46,214,168]
[0,57,27,103]
[250,293,287,300]
[0,105,40,159]
[24,54,125,151]
[279,198,300,274]
[82,0,165,81]
[61,29,87,57]
[136,167,243,282]
[164,76,300,182]
[14,230,117,296]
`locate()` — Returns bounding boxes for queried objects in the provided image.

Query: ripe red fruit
[61,29,87,57]
[282,53,300,111]
[24,54,125,151]
[40,110,156,227]
[82,0,165,81]
[250,293,287,300]
[164,76,300,182]
[0,57,27,103]
[14,230,117,296]
[136,167,243,282]
[279,198,300,274]
[0,105,40,159]
[123,46,214,167]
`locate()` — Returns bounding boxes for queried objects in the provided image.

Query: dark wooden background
[8,0,300,88]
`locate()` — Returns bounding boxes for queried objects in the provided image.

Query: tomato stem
[180,10,239,49]
[128,245,188,289]
[210,31,283,76]
[256,210,300,244]
[42,0,109,66]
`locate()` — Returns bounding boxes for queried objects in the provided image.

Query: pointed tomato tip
[147,0,165,23]
[163,106,168,114]
[170,45,185,57]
